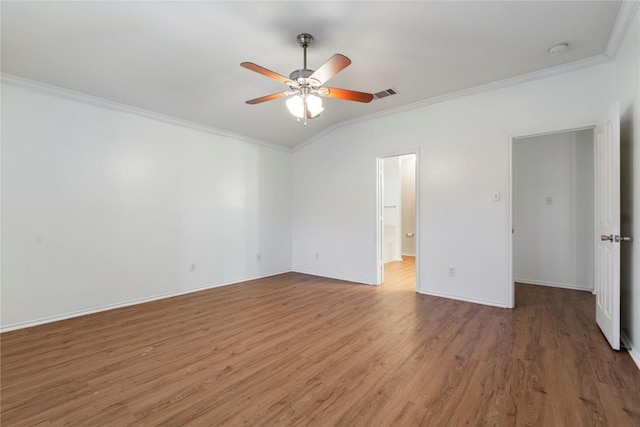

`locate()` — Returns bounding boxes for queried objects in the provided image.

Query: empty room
[2,1,640,425]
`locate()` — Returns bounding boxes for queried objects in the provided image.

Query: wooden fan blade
[241,62,291,84]
[245,92,288,105]
[321,87,374,103]
[309,54,351,84]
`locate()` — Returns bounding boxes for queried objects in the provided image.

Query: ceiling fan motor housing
[289,69,319,88]
[289,69,313,80]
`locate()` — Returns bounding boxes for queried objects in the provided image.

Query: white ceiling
[1,1,622,148]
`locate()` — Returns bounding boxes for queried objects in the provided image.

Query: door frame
[508,122,597,308]
[376,149,420,291]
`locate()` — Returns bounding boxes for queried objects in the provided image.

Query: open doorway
[377,153,418,291]
[511,128,595,305]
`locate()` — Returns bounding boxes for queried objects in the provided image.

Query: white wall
[401,155,416,256]
[292,62,614,306]
[615,8,640,366]
[1,80,292,330]
[576,130,596,289]
[382,157,402,263]
[513,130,594,291]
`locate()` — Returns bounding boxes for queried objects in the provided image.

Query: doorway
[511,127,595,305]
[376,153,418,290]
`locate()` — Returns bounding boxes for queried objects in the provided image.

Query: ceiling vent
[373,88,398,100]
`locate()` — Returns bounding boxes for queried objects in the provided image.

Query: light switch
[546,196,553,205]
[492,192,501,202]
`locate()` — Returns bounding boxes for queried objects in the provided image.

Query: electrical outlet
[448,267,456,276]
[189,263,196,272]
[492,192,501,202]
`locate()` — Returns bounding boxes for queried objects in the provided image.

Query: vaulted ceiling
[1,1,622,148]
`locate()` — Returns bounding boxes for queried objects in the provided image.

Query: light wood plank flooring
[2,257,640,425]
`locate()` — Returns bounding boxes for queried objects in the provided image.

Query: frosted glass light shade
[286,95,304,118]
[286,94,323,118]
[306,95,324,117]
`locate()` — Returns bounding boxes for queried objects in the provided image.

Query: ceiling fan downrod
[293,34,318,125]
[296,33,314,70]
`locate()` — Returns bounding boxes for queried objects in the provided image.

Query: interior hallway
[382,256,416,292]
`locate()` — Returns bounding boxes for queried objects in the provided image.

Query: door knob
[601,234,632,242]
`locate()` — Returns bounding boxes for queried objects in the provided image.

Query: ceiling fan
[241,33,374,125]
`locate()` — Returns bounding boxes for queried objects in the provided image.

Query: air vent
[373,88,398,100]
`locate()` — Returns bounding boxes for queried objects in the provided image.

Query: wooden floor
[2,257,640,426]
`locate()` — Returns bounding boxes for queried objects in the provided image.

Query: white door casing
[594,102,621,351]
[377,158,384,284]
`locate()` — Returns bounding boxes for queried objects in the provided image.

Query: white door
[401,155,417,256]
[594,102,621,350]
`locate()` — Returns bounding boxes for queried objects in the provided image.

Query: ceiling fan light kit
[241,33,374,125]
[286,93,324,119]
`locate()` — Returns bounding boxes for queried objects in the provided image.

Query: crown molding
[292,55,611,153]
[1,50,613,156]
[606,1,640,59]
[1,73,291,153]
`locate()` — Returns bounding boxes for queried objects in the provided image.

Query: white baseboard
[0,270,290,333]
[514,279,593,292]
[417,289,509,309]
[621,331,640,371]
[291,269,376,286]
